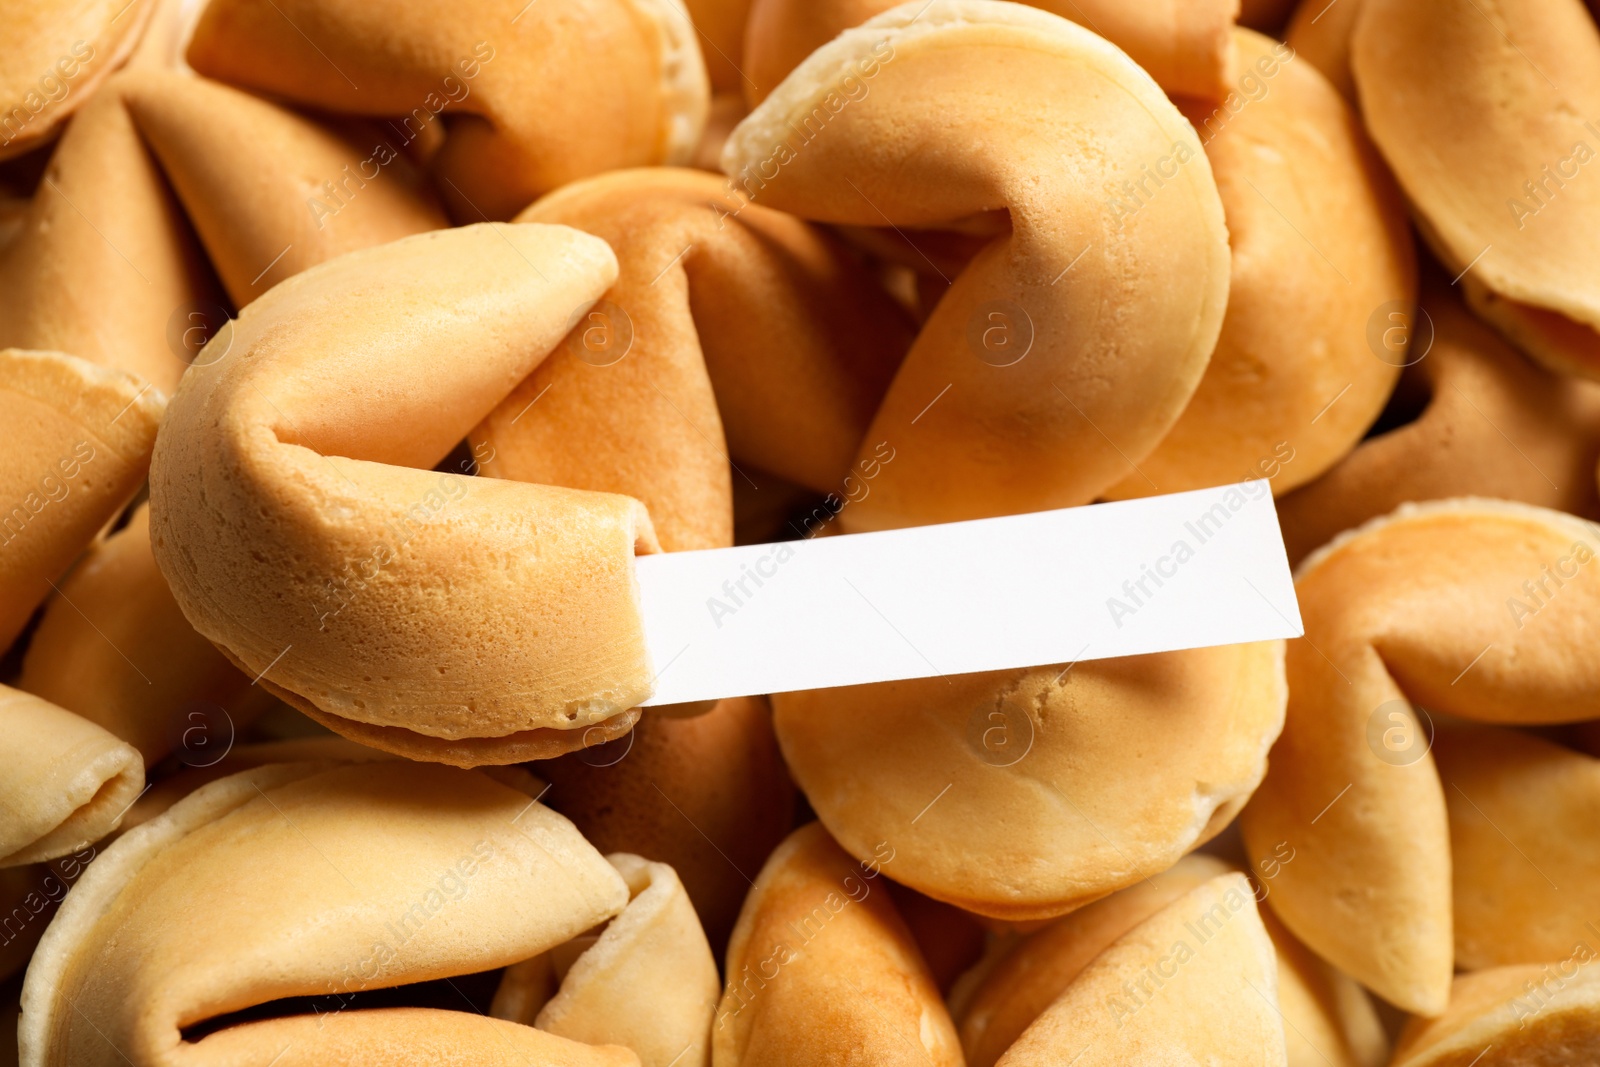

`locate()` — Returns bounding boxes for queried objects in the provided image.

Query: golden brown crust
[714,822,961,1067]
[992,873,1286,1066]
[772,642,1285,920]
[0,347,164,651]
[724,0,1230,529]
[1277,281,1600,565]
[742,0,1240,106]
[20,505,274,764]
[1243,499,1600,1015]
[474,167,909,551]
[147,225,665,763]
[188,0,709,221]
[537,695,796,954]
[1390,965,1600,1067]
[1436,724,1600,971]
[0,684,144,869]
[18,762,637,1067]
[1105,28,1413,500]
[1352,0,1600,378]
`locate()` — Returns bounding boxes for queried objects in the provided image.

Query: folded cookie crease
[1105,27,1413,500]
[1241,499,1600,1015]
[495,854,721,1067]
[148,224,666,766]
[18,761,641,1067]
[187,0,711,221]
[20,504,274,765]
[1352,0,1600,378]
[1277,281,1600,564]
[0,685,143,869]
[991,872,1286,1066]
[0,347,164,653]
[722,0,1231,529]
[474,167,909,552]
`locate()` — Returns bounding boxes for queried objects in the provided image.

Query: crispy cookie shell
[537,695,796,955]
[1389,965,1600,1067]
[148,223,664,766]
[713,822,961,1067]
[20,504,273,765]
[17,762,639,1067]
[771,641,1286,921]
[1105,27,1413,500]
[1352,0,1600,379]
[494,854,720,1067]
[1277,280,1600,565]
[1241,499,1600,1016]
[474,167,909,551]
[0,67,446,396]
[1435,724,1600,972]
[957,853,1236,1067]
[0,347,164,652]
[0,0,153,160]
[0,685,143,869]
[741,0,1240,105]
[187,0,709,222]
[992,872,1286,1067]
[722,0,1230,530]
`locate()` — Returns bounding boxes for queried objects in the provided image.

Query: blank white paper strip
[635,481,1302,706]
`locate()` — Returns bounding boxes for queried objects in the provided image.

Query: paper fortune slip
[635,480,1303,706]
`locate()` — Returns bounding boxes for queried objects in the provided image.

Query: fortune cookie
[0,685,143,869]
[494,855,721,1067]
[1352,0,1600,378]
[0,66,445,395]
[1242,499,1600,1015]
[1105,27,1413,500]
[772,641,1285,920]
[20,504,273,764]
[1258,897,1389,1067]
[957,853,1238,1067]
[0,348,163,652]
[1277,280,1600,565]
[741,0,1241,106]
[149,223,676,766]
[0,0,152,160]
[187,0,710,221]
[18,762,645,1067]
[538,695,796,953]
[1435,724,1600,972]
[713,822,962,1067]
[1389,965,1600,1067]
[991,872,1286,1066]
[722,0,1230,530]
[474,167,909,551]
